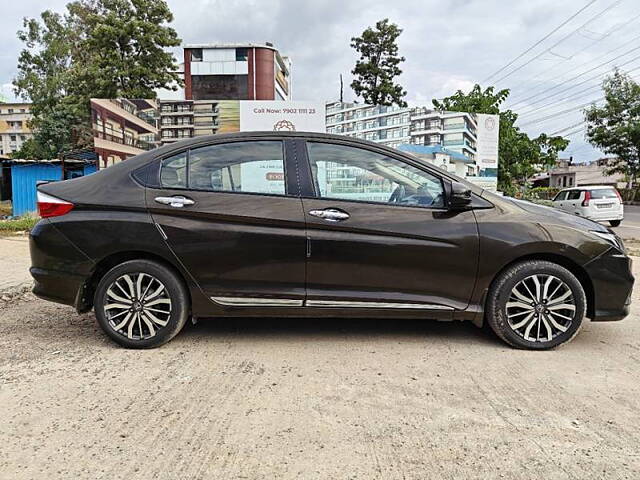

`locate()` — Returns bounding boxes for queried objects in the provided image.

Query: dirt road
[1,270,640,478]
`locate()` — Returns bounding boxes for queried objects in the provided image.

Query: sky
[1,0,639,162]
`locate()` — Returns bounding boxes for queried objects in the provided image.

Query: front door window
[306,142,445,208]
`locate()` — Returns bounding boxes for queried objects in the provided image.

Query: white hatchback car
[552,186,624,227]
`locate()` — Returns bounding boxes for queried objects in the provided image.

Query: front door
[146,139,306,305]
[299,141,479,312]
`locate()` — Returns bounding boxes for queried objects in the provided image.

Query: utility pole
[339,74,344,103]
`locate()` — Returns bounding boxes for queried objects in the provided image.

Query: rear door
[298,140,479,312]
[145,138,306,305]
[565,189,582,213]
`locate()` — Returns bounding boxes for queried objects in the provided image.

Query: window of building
[306,142,445,208]
[191,48,203,62]
[10,135,16,142]
[8,109,14,113]
[191,74,249,100]
[235,48,248,61]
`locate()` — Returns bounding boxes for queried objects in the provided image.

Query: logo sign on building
[240,101,325,132]
[473,113,500,191]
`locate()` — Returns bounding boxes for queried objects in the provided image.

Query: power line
[551,121,587,135]
[510,43,640,109]
[518,84,602,117]
[518,98,603,127]
[508,18,640,105]
[518,69,640,120]
[493,0,623,84]
[481,0,598,83]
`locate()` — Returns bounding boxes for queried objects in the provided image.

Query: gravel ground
[1,263,639,479]
[0,236,31,293]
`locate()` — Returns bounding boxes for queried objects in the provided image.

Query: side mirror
[448,181,472,209]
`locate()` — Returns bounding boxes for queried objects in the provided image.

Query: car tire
[486,260,586,350]
[94,259,189,349]
[610,220,621,227]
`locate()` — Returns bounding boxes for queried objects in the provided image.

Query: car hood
[506,197,609,233]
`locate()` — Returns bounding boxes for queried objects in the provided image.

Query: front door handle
[155,196,195,208]
[308,208,350,222]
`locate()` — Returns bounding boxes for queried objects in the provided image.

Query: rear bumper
[29,219,94,311]
[31,267,86,308]
[584,249,634,322]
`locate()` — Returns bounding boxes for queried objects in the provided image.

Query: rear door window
[159,141,287,195]
[567,190,582,201]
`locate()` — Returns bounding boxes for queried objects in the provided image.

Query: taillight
[615,189,622,202]
[582,190,591,207]
[37,191,74,218]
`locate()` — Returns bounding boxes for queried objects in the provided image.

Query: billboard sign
[239,101,325,132]
[472,113,500,190]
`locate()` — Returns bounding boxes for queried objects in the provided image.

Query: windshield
[590,188,618,199]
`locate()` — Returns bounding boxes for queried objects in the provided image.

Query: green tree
[585,70,640,188]
[433,85,569,194]
[350,19,407,107]
[12,0,181,159]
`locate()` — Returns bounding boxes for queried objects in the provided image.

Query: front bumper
[584,248,634,321]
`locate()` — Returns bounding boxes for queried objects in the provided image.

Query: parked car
[30,132,634,350]
[552,186,624,227]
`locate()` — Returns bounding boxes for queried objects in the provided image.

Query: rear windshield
[590,188,618,199]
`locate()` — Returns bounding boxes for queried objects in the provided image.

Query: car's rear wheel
[610,220,621,227]
[486,260,586,350]
[94,259,189,348]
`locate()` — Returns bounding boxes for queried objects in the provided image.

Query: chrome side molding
[211,296,304,307]
[211,296,452,310]
[305,300,453,310]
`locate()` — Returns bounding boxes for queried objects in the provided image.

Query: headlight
[591,231,625,252]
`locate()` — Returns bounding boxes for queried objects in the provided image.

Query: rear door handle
[308,208,350,222]
[155,196,195,208]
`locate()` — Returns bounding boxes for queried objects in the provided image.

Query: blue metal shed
[11,163,62,216]
[8,161,97,217]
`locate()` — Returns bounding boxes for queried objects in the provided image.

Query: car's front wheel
[486,260,586,350]
[94,259,189,348]
[610,220,621,227]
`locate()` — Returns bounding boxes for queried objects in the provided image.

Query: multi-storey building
[158,99,242,145]
[410,107,477,160]
[325,102,412,149]
[325,101,477,160]
[90,98,159,167]
[0,103,33,157]
[183,43,292,101]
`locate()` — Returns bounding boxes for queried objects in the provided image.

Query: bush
[0,214,40,234]
[523,187,560,201]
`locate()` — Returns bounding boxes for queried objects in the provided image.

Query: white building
[0,103,33,157]
[325,101,477,160]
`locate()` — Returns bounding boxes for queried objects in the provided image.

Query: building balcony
[161,109,194,115]
[93,129,156,151]
[161,123,194,128]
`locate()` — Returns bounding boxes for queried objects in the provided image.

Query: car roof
[559,185,617,191]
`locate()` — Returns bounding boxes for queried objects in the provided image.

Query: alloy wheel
[505,274,576,343]
[103,273,172,340]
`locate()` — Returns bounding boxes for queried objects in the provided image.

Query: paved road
[612,204,640,240]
